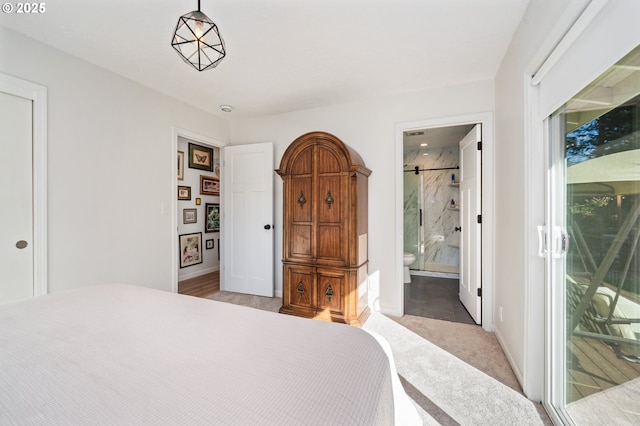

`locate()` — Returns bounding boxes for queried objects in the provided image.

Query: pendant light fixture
[171,0,226,71]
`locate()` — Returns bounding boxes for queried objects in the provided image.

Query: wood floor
[178,271,219,298]
[568,335,640,403]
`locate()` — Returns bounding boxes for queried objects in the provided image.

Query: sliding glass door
[547,45,640,424]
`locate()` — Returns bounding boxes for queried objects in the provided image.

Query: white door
[0,91,33,304]
[459,124,482,323]
[222,143,274,297]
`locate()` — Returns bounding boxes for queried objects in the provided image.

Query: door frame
[0,73,47,297]
[171,127,225,293]
[523,0,640,408]
[394,111,494,331]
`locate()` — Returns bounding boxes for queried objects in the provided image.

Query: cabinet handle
[297,281,305,295]
[297,191,306,207]
[325,284,334,300]
[324,191,334,208]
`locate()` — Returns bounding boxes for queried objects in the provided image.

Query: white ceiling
[0,0,530,119]
[404,124,475,151]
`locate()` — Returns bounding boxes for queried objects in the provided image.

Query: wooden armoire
[276,132,371,326]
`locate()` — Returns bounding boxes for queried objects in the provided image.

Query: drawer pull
[324,191,334,208]
[325,284,334,300]
[297,191,306,207]
[297,281,305,295]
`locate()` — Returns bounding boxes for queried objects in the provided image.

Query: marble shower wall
[404,146,460,273]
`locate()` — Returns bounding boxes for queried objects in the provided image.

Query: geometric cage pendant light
[171,0,226,71]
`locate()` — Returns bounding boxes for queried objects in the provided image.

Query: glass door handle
[537,226,548,257]
[550,226,569,258]
[538,226,569,258]
[558,231,570,256]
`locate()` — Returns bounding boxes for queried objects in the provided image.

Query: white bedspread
[0,285,395,425]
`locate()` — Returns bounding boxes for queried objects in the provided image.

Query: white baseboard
[494,326,524,389]
[380,305,403,317]
[178,266,220,282]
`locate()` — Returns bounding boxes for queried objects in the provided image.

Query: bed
[0,284,413,425]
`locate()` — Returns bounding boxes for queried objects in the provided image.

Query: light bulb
[194,20,204,48]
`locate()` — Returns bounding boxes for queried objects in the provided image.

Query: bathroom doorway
[402,123,482,325]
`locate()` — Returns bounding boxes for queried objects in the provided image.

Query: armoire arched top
[276,131,372,177]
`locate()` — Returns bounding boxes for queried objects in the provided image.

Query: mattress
[0,285,397,425]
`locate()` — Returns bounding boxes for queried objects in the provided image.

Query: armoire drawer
[284,264,315,310]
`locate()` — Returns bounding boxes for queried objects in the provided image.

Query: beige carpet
[364,313,545,425]
[207,291,551,424]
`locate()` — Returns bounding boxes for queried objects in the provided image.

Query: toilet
[403,252,416,283]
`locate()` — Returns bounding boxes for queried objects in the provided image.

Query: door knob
[16,240,28,249]
[264,224,271,230]
[455,227,462,232]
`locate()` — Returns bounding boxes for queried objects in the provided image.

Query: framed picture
[178,186,191,200]
[206,239,214,250]
[179,232,202,268]
[183,208,197,224]
[200,175,220,195]
[195,198,201,206]
[205,203,220,232]
[177,151,184,180]
[189,143,214,171]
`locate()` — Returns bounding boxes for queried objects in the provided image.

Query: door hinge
[477,214,482,224]
[477,288,482,297]
[477,141,482,150]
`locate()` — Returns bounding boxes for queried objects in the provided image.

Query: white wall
[229,80,494,313]
[0,27,229,293]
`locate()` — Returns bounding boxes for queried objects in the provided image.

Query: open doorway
[403,124,476,324]
[396,113,494,331]
[171,127,223,296]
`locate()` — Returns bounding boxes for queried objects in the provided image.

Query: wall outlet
[499,305,503,322]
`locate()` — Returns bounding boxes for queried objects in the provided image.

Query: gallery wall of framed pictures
[177,137,221,278]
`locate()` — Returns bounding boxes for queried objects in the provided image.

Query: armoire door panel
[317,145,342,173]
[317,270,344,313]
[318,175,341,223]
[286,265,314,309]
[317,225,343,261]
[291,145,314,175]
[291,177,312,222]
[290,224,313,258]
